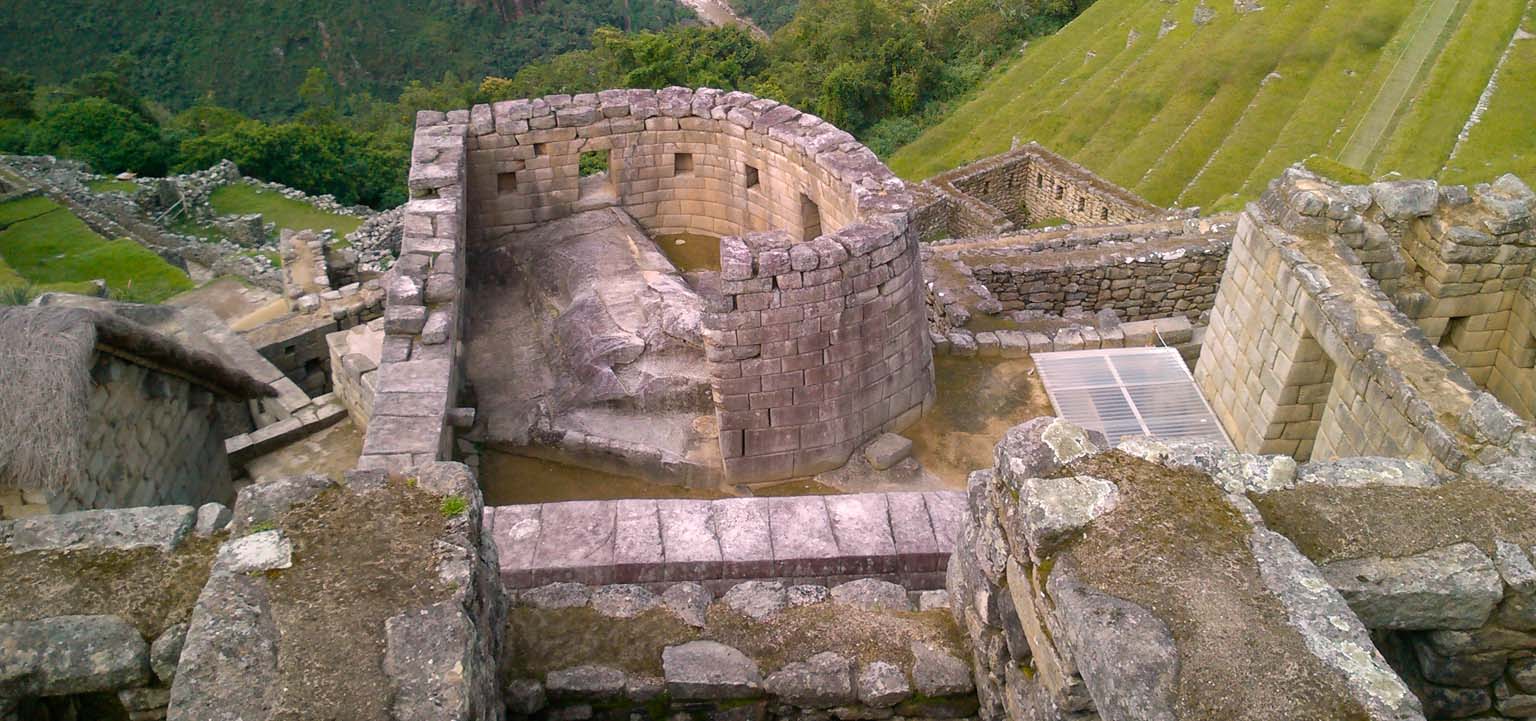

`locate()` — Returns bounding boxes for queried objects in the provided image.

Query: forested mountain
[0,0,692,118]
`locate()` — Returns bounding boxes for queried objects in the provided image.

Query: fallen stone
[993,417,1099,488]
[1321,542,1503,630]
[0,615,150,697]
[662,640,762,699]
[856,661,911,708]
[788,584,831,607]
[507,678,547,714]
[547,665,627,700]
[151,623,188,685]
[724,580,788,620]
[195,503,232,535]
[230,474,335,533]
[765,652,854,708]
[909,641,973,697]
[916,590,950,612]
[591,585,660,619]
[661,583,711,627]
[522,582,592,610]
[216,530,293,574]
[1371,180,1439,220]
[830,579,910,611]
[863,434,914,471]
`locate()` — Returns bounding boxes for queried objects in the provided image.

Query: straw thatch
[0,306,275,492]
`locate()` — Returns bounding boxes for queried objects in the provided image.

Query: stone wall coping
[485,491,964,590]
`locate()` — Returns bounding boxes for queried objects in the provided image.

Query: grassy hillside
[890,0,1536,211]
[0,0,692,118]
[0,195,193,302]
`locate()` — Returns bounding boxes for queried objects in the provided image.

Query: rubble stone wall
[912,143,1174,241]
[3,353,235,520]
[1196,170,1535,469]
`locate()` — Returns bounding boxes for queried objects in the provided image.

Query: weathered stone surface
[1046,573,1176,721]
[856,661,911,708]
[506,678,548,714]
[591,585,659,619]
[1371,180,1439,220]
[1496,678,1536,717]
[547,665,627,700]
[908,640,973,697]
[916,590,950,611]
[863,434,913,470]
[1010,475,1118,562]
[1320,542,1503,630]
[195,503,232,535]
[765,652,854,707]
[383,600,481,721]
[522,582,592,609]
[168,572,279,721]
[151,622,188,685]
[1510,656,1536,693]
[788,584,831,607]
[1295,457,1440,488]
[1412,640,1507,688]
[724,580,788,620]
[229,474,335,533]
[992,417,1099,488]
[626,675,665,702]
[830,579,910,611]
[662,641,763,699]
[11,506,195,553]
[661,582,711,627]
[215,530,293,574]
[0,615,149,697]
[1420,684,1490,718]
[1461,392,1526,446]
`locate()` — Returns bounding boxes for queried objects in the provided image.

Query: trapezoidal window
[745,164,760,189]
[674,153,694,176]
[1055,185,1065,200]
[1101,207,1110,221]
[498,172,518,194]
[578,149,615,201]
[1076,196,1086,212]
[800,193,822,242]
[1037,173,1044,189]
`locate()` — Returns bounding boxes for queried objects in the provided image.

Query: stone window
[533,143,547,157]
[1076,196,1086,212]
[800,192,822,242]
[1101,206,1110,221]
[674,153,694,176]
[498,172,518,194]
[1055,185,1064,201]
[1037,173,1044,189]
[745,164,760,189]
[579,150,609,177]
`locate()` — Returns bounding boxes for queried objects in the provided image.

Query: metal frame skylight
[1033,346,1232,447]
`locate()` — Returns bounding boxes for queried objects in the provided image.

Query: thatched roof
[0,305,276,492]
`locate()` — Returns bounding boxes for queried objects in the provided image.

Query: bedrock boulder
[0,615,150,698]
[1320,543,1504,630]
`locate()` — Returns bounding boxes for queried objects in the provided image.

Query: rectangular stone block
[613,499,665,583]
[711,498,775,578]
[825,493,898,575]
[923,491,967,550]
[530,500,616,585]
[887,492,945,573]
[768,496,841,577]
[492,505,542,588]
[658,500,723,581]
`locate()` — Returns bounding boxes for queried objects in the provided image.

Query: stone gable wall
[912,143,1178,241]
[3,353,235,520]
[1196,169,1535,469]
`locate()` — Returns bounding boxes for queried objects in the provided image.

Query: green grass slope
[890,0,1536,211]
[0,196,193,302]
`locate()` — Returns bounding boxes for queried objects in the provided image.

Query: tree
[0,68,35,119]
[33,98,169,174]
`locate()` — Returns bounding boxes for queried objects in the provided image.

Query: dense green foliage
[728,0,800,33]
[891,0,1536,209]
[486,0,1087,153]
[0,0,692,119]
[34,98,172,175]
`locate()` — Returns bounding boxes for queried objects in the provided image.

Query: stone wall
[1196,169,1533,467]
[327,319,384,428]
[3,353,236,520]
[486,491,965,592]
[927,218,1232,323]
[356,110,471,472]
[413,88,932,483]
[912,143,1179,241]
[501,578,976,721]
[948,418,1426,721]
[0,503,230,720]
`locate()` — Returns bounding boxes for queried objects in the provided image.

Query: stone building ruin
[3,87,1536,721]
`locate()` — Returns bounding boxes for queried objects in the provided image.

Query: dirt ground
[906,356,1055,487]
[243,419,365,484]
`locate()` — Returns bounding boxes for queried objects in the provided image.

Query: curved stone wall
[378,88,933,482]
